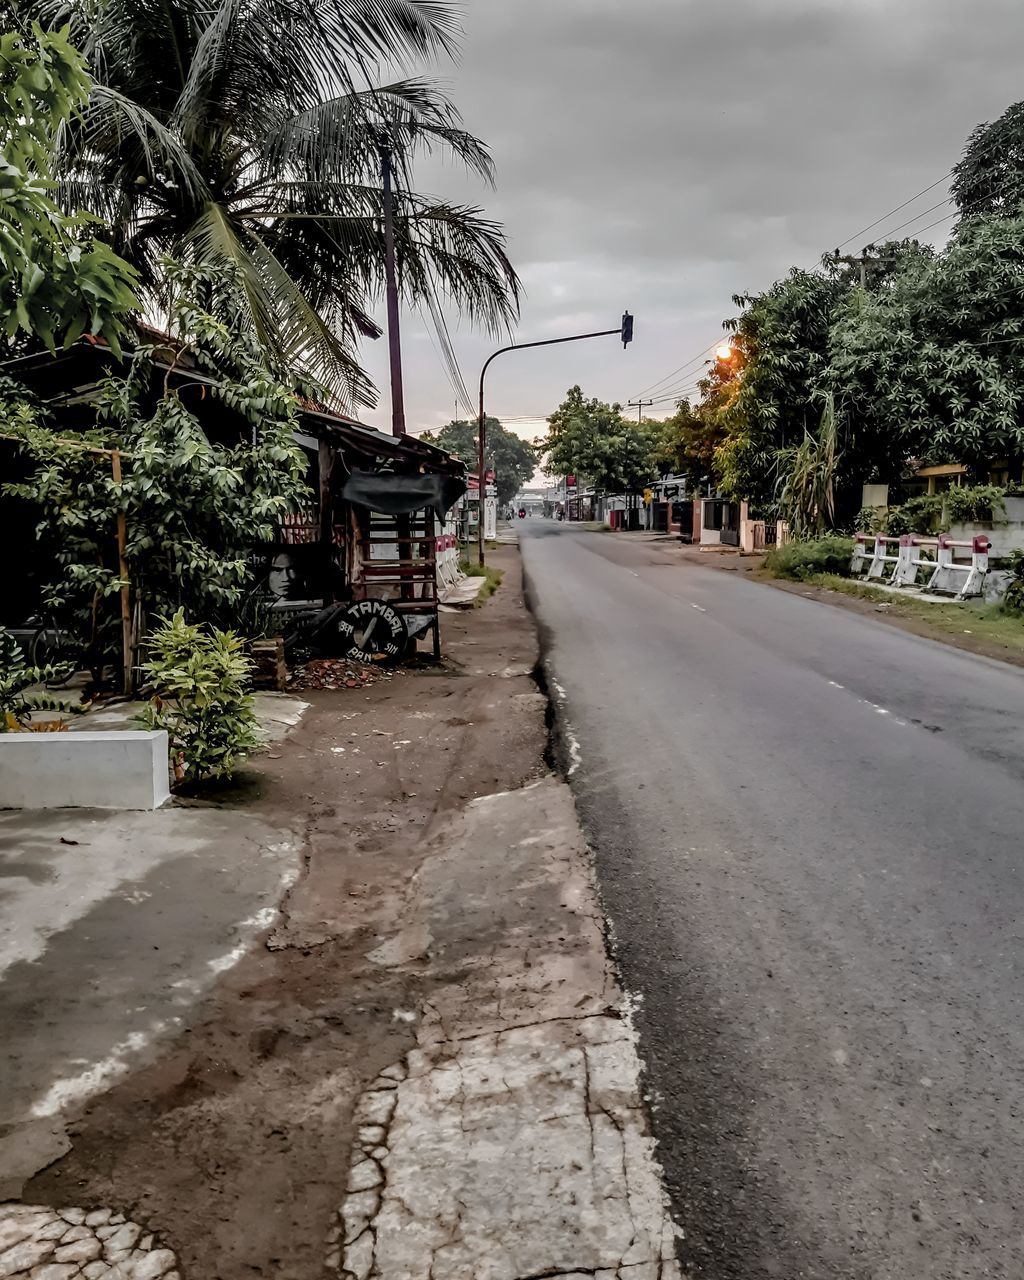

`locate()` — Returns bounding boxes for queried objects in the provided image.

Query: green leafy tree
[0,22,138,353]
[952,101,1024,223]
[3,260,309,662]
[827,216,1024,476]
[658,398,728,489]
[21,0,519,407]
[712,268,848,506]
[421,417,537,506]
[712,241,929,513]
[543,386,663,494]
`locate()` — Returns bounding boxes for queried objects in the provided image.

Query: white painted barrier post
[930,534,991,599]
[865,535,901,583]
[851,533,873,577]
[895,535,939,588]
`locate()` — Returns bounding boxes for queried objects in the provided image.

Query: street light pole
[476,314,634,567]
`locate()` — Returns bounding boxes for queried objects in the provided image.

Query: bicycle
[27,613,80,686]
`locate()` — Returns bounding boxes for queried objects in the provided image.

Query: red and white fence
[436,531,465,595]
[851,532,990,600]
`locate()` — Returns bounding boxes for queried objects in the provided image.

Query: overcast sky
[356,0,1024,451]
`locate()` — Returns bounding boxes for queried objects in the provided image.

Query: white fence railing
[851,533,990,600]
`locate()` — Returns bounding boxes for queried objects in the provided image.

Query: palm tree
[24,0,520,408]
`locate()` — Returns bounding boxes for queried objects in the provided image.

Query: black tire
[31,625,78,687]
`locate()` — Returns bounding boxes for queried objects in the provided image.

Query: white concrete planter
[0,730,170,810]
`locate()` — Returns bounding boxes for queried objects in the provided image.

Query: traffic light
[621,311,633,348]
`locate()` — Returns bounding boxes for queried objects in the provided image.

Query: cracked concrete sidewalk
[322,778,680,1279]
[3,546,679,1279]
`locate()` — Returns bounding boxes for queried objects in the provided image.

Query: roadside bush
[944,484,1006,526]
[139,610,259,782]
[1000,549,1024,617]
[887,494,944,536]
[765,536,855,581]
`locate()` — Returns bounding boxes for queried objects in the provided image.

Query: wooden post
[110,449,133,694]
[318,439,334,605]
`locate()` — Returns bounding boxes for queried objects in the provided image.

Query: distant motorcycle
[518,508,527,519]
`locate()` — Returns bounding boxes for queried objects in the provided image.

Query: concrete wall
[948,519,1024,560]
[0,731,170,810]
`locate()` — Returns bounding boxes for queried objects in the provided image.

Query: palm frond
[26,0,203,97]
[263,191,519,338]
[60,83,209,205]
[181,202,377,408]
[399,198,520,335]
[310,0,462,67]
[263,79,494,187]
[25,0,516,397]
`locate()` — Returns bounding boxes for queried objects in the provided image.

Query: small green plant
[139,610,260,782]
[0,627,82,731]
[944,484,1006,526]
[765,536,855,581]
[775,397,840,539]
[853,505,886,535]
[1000,549,1024,616]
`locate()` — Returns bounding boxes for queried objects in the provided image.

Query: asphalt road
[519,521,1024,1280]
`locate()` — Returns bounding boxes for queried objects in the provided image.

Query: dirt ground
[24,546,551,1279]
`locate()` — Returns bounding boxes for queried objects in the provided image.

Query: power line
[645,380,705,406]
[819,129,1024,264]
[629,132,1024,407]
[630,340,724,400]
[818,155,1024,266]
[422,323,471,420]
[830,171,954,255]
[421,281,475,420]
[638,195,1018,406]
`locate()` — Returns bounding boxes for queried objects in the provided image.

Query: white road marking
[828,680,912,728]
[690,603,707,613]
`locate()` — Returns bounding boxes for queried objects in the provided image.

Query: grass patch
[460,560,504,603]
[764,536,855,581]
[788,572,1024,657]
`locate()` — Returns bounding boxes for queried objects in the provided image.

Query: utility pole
[832,247,902,291]
[625,400,654,527]
[380,146,415,600]
[380,147,405,436]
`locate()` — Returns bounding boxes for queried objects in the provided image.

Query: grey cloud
[358,0,1024,438]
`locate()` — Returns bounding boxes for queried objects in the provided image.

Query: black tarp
[341,469,466,516]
